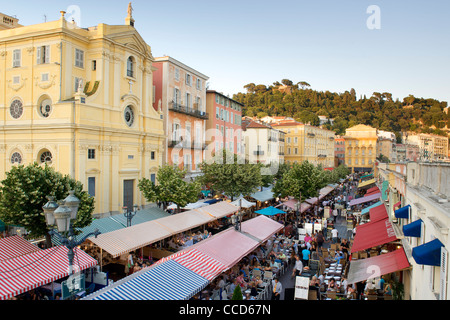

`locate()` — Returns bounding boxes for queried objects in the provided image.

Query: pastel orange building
[153,56,209,179]
[205,90,243,159]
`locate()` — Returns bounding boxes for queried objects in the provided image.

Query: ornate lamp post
[122,204,138,227]
[43,191,100,276]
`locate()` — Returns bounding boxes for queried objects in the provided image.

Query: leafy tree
[138,165,201,212]
[297,81,311,90]
[199,150,263,201]
[272,161,328,202]
[281,79,293,86]
[233,80,448,139]
[0,163,94,248]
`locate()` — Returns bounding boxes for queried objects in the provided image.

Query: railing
[169,102,209,120]
[254,151,265,156]
[168,140,207,150]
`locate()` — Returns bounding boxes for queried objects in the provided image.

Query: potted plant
[231,285,243,300]
[391,280,404,300]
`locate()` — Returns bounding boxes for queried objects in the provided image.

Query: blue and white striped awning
[92,260,209,300]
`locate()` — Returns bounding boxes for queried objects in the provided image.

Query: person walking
[331,227,339,244]
[302,246,311,267]
[292,255,303,278]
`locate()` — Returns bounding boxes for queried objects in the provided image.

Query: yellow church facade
[0,11,165,217]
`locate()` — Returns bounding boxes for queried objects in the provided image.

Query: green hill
[232,80,450,141]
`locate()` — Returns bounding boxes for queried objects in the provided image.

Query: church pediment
[105,28,153,60]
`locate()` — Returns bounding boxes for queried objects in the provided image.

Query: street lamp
[123,204,138,227]
[231,199,244,231]
[43,191,100,277]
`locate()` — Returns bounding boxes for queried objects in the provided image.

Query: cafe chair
[263,271,273,283]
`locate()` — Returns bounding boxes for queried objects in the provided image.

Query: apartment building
[205,90,243,160]
[343,124,378,173]
[152,56,209,179]
[241,117,285,165]
[405,133,449,161]
[272,121,335,168]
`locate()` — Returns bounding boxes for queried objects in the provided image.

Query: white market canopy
[230,197,256,209]
[250,189,275,202]
[88,202,239,258]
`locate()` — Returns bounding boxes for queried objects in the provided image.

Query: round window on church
[11,152,22,165]
[10,99,23,119]
[39,151,53,165]
[39,98,52,118]
[124,106,135,127]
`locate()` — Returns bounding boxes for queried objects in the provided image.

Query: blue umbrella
[255,206,286,216]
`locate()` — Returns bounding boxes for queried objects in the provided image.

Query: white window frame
[13,49,21,68]
[36,45,50,64]
[75,48,84,68]
[185,73,191,86]
[41,73,49,82]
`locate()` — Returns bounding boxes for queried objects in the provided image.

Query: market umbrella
[255,206,286,216]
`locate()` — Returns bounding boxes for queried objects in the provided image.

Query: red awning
[369,205,388,222]
[347,249,410,284]
[240,215,284,242]
[275,199,298,210]
[393,201,402,210]
[365,186,380,194]
[0,246,97,300]
[193,229,260,269]
[0,236,41,262]
[351,218,398,253]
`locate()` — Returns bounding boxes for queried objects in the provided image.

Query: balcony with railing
[168,139,207,150]
[254,151,265,156]
[169,101,209,120]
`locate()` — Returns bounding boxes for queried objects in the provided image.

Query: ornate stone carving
[34,75,56,89]
[7,78,27,92]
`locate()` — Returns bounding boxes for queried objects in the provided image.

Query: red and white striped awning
[0,235,41,262]
[172,249,227,281]
[0,246,97,300]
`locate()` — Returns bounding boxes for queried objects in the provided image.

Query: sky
[3,0,450,103]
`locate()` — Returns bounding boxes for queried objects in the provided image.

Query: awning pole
[100,248,103,272]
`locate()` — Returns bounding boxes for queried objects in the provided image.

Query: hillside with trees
[232,80,450,140]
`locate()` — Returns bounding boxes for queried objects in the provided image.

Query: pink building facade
[205,90,243,159]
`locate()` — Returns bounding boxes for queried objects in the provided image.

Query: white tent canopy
[230,197,256,208]
[167,201,209,210]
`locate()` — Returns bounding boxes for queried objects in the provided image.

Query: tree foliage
[0,163,94,246]
[198,150,264,201]
[138,165,201,211]
[234,81,449,137]
[272,161,329,201]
